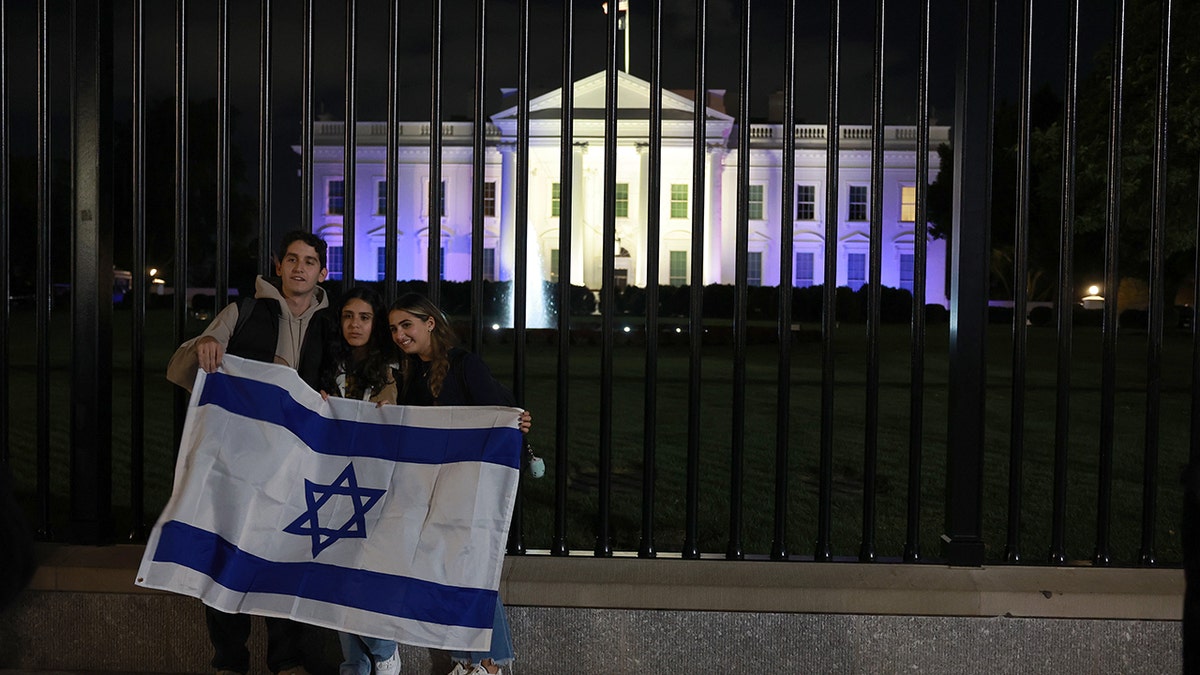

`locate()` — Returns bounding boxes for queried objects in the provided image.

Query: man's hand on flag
[196,335,225,374]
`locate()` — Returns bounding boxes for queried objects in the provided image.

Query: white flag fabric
[136,354,523,651]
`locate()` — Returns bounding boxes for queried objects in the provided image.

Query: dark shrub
[1027,305,1054,327]
[1073,306,1103,327]
[988,306,1013,325]
[880,287,913,323]
[1120,308,1149,330]
[925,304,949,323]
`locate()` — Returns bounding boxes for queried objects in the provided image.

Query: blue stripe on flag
[199,372,521,469]
[154,520,498,629]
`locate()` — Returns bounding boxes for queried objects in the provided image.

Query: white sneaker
[374,646,401,675]
[448,665,497,675]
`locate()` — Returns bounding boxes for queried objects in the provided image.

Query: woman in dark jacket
[387,292,529,675]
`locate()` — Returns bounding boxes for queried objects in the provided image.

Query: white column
[635,143,650,287]
[705,145,726,284]
[571,142,588,286]
[498,142,516,282]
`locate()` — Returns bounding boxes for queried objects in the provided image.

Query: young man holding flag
[166,230,334,675]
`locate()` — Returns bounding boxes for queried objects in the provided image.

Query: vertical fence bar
[1004,0,1035,564]
[258,0,272,277]
[172,0,189,456]
[728,0,750,562]
[1193,157,1200,469]
[1191,158,1200,468]
[815,0,841,563]
[1050,0,1081,565]
[639,0,663,560]
[470,0,487,356]
[682,0,708,560]
[596,0,619,559]
[301,0,314,233]
[552,0,575,558]
[861,0,886,564]
[507,0,530,555]
[69,0,115,544]
[384,0,399,304]
[903,0,932,564]
[35,0,52,538]
[129,0,148,540]
[771,0,798,562]
[342,0,357,285]
[427,0,442,303]
[1094,0,1125,567]
[216,0,229,306]
[0,0,10,473]
[943,0,995,567]
[1140,0,1173,567]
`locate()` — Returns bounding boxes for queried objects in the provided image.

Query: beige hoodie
[166,275,330,390]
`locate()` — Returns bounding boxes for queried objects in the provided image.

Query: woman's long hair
[390,292,458,398]
[323,286,392,399]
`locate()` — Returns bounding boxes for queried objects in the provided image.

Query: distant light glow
[492,323,501,331]
[623,326,631,333]
[1087,285,1101,296]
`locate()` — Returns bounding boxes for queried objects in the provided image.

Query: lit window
[376,247,387,281]
[549,248,560,283]
[796,185,816,221]
[483,247,496,281]
[748,185,764,220]
[670,184,689,218]
[669,250,687,286]
[327,180,344,215]
[795,251,814,288]
[376,181,387,215]
[483,181,497,217]
[327,245,344,279]
[900,253,915,293]
[848,185,868,221]
[551,183,561,217]
[900,186,916,222]
[615,183,629,218]
[847,252,866,290]
[747,251,762,286]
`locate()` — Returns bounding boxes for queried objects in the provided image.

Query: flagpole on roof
[602,0,630,74]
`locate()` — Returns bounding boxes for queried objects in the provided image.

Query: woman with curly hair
[322,286,402,675]
[388,292,530,675]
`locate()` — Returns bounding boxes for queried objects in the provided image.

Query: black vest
[225,297,331,389]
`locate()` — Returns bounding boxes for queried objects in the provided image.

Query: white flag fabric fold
[136,354,523,651]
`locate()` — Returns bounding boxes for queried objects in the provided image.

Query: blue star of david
[283,462,386,558]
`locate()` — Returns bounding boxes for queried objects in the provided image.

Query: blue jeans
[449,597,514,666]
[338,632,398,675]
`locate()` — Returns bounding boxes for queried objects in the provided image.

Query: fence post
[943,0,994,566]
[69,0,114,544]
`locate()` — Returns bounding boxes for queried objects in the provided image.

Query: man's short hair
[279,230,327,271]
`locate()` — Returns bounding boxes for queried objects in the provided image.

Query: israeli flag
[136,354,523,651]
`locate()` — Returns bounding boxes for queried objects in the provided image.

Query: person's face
[389,309,435,361]
[275,241,327,299]
[341,298,374,351]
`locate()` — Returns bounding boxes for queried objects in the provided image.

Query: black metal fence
[1,0,1197,567]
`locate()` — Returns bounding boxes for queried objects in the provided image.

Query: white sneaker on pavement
[374,646,401,675]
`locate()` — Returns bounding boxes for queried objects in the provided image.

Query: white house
[305,70,948,305]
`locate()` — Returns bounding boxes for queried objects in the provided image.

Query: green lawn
[4,306,1191,565]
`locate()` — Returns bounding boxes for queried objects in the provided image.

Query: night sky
[1,0,1126,274]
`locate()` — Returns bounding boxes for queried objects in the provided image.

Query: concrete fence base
[0,545,1184,674]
